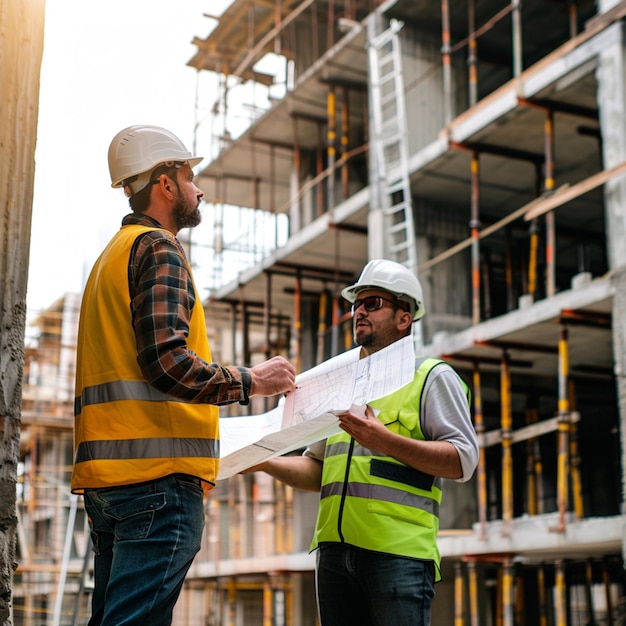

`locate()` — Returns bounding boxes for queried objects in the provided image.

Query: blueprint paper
[217,335,415,480]
[280,345,361,428]
[219,404,285,459]
[218,411,342,480]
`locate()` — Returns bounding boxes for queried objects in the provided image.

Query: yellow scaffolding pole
[468,560,479,626]
[500,351,513,533]
[227,577,237,626]
[555,560,567,626]
[538,564,548,626]
[525,407,539,516]
[473,364,488,539]
[568,378,584,518]
[527,217,540,299]
[556,326,570,532]
[454,562,465,626]
[326,87,336,211]
[470,151,481,325]
[501,559,514,626]
[263,578,272,626]
[316,291,328,364]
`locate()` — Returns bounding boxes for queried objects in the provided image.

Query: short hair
[128,163,181,213]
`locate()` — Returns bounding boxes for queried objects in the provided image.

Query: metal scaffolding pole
[473,363,488,540]
[569,378,584,519]
[525,406,544,516]
[556,325,571,532]
[441,0,453,124]
[454,561,465,626]
[538,564,549,626]
[544,109,556,297]
[511,0,523,77]
[327,87,337,212]
[317,290,328,364]
[468,560,479,626]
[501,558,514,626]
[293,272,302,372]
[555,560,567,626]
[468,0,478,107]
[470,151,481,325]
[500,351,514,534]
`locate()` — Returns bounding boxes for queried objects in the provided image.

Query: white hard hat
[341,259,425,320]
[108,125,203,196]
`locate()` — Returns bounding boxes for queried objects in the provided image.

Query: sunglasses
[351,295,400,314]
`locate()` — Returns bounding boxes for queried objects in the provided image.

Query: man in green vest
[249,259,478,626]
[72,125,296,626]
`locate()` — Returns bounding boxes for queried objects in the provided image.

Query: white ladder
[368,19,422,350]
[368,19,417,271]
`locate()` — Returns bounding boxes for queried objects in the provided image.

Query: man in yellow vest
[249,259,478,626]
[72,125,296,626]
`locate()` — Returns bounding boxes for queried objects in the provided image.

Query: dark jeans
[83,474,204,626]
[315,543,436,626]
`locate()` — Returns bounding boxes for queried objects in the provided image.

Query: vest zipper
[336,437,355,542]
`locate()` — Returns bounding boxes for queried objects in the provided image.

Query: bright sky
[28,0,233,314]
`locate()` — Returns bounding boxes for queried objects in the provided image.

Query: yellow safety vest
[71,224,219,494]
[311,358,465,581]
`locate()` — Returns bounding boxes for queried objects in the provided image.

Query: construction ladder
[368,19,422,349]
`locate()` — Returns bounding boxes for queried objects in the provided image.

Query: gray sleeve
[303,439,327,462]
[422,365,479,483]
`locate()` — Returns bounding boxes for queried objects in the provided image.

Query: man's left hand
[336,405,389,449]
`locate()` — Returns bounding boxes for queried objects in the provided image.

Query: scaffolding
[181,0,626,624]
[16,1,626,624]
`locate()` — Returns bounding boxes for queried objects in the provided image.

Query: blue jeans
[315,543,436,626]
[83,474,205,626]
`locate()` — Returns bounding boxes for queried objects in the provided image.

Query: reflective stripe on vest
[320,481,440,517]
[75,437,218,463]
[75,379,180,415]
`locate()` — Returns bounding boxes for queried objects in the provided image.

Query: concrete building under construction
[13,0,626,624]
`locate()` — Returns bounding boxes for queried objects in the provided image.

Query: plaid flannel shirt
[124,213,249,405]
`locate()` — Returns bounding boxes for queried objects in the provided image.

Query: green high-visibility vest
[311,357,469,581]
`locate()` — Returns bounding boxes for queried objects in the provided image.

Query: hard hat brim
[111,155,204,189]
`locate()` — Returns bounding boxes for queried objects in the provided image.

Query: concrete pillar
[595,21,626,566]
[596,23,626,270]
[0,0,46,622]
[613,268,626,512]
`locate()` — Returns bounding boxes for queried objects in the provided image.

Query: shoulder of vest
[415,356,447,373]
[120,224,169,239]
[415,357,469,391]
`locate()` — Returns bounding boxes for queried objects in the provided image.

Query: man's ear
[158,174,174,199]
[396,309,413,332]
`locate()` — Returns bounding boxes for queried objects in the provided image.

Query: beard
[173,195,202,231]
[354,321,373,347]
[357,333,373,347]
[354,318,400,355]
